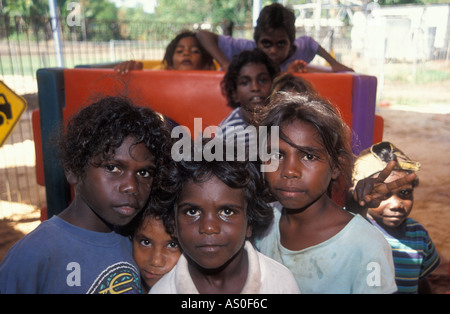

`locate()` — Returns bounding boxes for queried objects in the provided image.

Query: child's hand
[352,160,417,208]
[114,60,143,74]
[287,60,307,73]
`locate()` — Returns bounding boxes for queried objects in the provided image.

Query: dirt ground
[0,99,449,293]
[375,106,450,294]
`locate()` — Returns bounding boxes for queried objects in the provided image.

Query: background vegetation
[2,0,448,29]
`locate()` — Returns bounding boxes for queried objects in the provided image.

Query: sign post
[0,81,27,146]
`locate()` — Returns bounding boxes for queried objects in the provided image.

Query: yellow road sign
[0,81,27,147]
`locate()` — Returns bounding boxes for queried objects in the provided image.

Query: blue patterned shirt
[367,216,440,293]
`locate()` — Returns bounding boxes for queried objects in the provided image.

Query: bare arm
[287,59,334,73]
[196,30,231,71]
[316,45,354,73]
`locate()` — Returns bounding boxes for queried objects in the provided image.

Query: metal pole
[252,0,262,27]
[48,0,64,67]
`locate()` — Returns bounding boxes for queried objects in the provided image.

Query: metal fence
[0,15,194,93]
[0,15,223,220]
[0,8,449,219]
[0,15,191,220]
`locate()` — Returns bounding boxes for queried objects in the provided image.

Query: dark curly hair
[159,138,273,239]
[221,48,279,109]
[254,3,296,45]
[57,96,174,228]
[163,30,215,70]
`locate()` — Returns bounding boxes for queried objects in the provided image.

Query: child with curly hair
[0,96,173,293]
[149,139,300,294]
[127,212,182,293]
[218,48,279,148]
[125,177,182,293]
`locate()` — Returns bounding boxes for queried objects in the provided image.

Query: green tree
[208,0,253,26]
[80,0,117,20]
[1,0,49,16]
[1,0,118,20]
[154,0,270,26]
[154,0,210,24]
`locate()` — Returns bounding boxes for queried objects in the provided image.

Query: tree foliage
[2,0,448,22]
[1,0,261,26]
[1,0,447,40]
[153,0,257,26]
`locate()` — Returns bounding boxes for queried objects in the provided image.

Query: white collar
[175,241,261,294]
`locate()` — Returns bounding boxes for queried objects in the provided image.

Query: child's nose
[267,45,280,56]
[120,173,138,194]
[387,196,406,211]
[251,80,261,91]
[199,213,220,235]
[281,157,301,179]
[148,249,165,267]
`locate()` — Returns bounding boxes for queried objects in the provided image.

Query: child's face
[175,175,251,270]
[368,171,414,228]
[70,136,155,230]
[264,120,339,210]
[133,216,181,291]
[172,36,204,71]
[233,62,272,125]
[257,28,292,66]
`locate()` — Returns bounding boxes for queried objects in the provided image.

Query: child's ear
[331,156,345,180]
[246,224,252,238]
[331,164,340,180]
[65,170,79,186]
[231,91,239,104]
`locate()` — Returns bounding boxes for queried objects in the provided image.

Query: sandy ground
[0,100,449,293]
[375,106,450,294]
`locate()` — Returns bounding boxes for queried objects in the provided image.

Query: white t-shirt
[150,240,300,294]
[255,202,398,294]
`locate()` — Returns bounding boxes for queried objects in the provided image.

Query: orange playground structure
[32,68,383,218]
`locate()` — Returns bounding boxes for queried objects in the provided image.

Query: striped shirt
[219,107,257,154]
[367,216,440,293]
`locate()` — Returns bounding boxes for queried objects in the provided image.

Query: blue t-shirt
[217,35,319,71]
[0,216,142,294]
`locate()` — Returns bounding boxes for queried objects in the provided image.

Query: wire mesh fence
[0,14,193,93]
[0,15,200,220]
